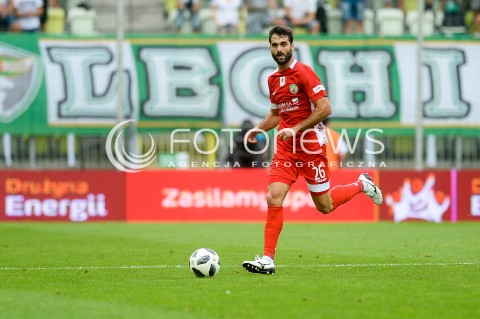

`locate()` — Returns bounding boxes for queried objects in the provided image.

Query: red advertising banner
[456,170,480,221]
[0,171,125,222]
[379,171,452,222]
[126,169,375,222]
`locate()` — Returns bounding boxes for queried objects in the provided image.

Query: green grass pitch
[0,222,479,319]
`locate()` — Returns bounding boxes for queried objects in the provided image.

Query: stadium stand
[363,8,375,35]
[376,7,405,36]
[327,8,343,34]
[199,7,218,34]
[406,10,435,36]
[88,0,167,34]
[68,5,96,35]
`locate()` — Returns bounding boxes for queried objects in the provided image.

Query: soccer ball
[189,248,220,277]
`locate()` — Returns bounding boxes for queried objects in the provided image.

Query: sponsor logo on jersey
[280,76,286,86]
[278,101,293,108]
[280,105,299,113]
[313,84,325,94]
[278,99,299,113]
[290,84,299,94]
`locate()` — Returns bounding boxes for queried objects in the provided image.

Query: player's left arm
[296,96,331,132]
[279,97,331,140]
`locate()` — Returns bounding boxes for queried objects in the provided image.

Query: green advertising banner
[0,34,479,136]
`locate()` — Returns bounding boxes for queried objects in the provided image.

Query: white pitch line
[0,265,186,271]
[305,262,480,268]
[0,262,478,271]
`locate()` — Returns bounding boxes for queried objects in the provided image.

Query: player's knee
[266,192,283,207]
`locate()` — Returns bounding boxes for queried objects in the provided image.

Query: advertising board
[126,169,375,222]
[0,170,125,222]
[379,171,452,222]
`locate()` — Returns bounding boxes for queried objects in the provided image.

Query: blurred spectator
[283,0,320,34]
[76,0,90,10]
[67,1,95,35]
[403,0,433,12]
[40,0,47,30]
[245,0,282,34]
[164,0,178,15]
[441,0,466,31]
[175,0,201,33]
[383,0,404,10]
[0,0,13,31]
[399,0,433,13]
[40,0,65,31]
[40,0,62,31]
[341,0,364,34]
[316,0,329,33]
[43,0,65,34]
[211,0,244,35]
[228,119,267,168]
[470,0,480,36]
[11,0,44,32]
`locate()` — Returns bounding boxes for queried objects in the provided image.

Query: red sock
[331,182,363,211]
[263,206,284,260]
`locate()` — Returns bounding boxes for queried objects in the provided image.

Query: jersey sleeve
[302,65,327,103]
[268,76,278,109]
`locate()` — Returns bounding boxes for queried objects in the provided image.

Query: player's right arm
[246,108,280,143]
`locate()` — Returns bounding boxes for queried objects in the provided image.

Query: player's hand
[278,129,296,140]
[245,128,260,143]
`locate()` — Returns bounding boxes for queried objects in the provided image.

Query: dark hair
[268,25,293,44]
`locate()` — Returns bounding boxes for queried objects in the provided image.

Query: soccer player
[242,25,383,275]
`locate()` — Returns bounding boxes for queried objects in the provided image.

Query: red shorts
[268,145,331,196]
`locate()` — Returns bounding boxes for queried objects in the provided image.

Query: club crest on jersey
[289,84,299,94]
[280,76,286,86]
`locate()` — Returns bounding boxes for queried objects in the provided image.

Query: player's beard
[272,49,293,66]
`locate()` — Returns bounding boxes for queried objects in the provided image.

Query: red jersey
[268,59,327,154]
